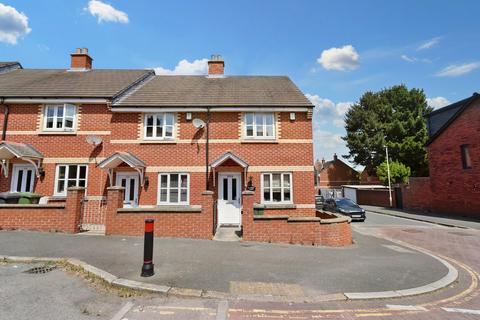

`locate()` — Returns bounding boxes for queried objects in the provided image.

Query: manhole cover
[448,232,472,237]
[24,265,57,274]
[402,229,424,233]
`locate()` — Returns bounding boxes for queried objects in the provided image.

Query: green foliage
[343,84,432,176]
[376,160,411,185]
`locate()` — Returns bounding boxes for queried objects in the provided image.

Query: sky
[1,0,480,168]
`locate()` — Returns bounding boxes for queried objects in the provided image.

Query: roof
[114,75,313,107]
[98,151,146,169]
[0,62,21,69]
[211,151,248,168]
[0,141,43,159]
[426,93,479,145]
[0,69,154,99]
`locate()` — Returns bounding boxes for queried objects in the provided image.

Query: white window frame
[261,172,293,204]
[43,104,77,132]
[244,112,276,139]
[143,113,176,140]
[11,164,35,192]
[157,173,189,205]
[54,164,88,197]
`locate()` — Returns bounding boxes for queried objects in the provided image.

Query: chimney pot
[208,54,224,75]
[333,153,338,161]
[70,48,93,70]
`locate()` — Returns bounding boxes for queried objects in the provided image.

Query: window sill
[139,140,177,145]
[240,139,278,144]
[38,131,77,136]
[118,205,201,213]
[255,203,296,209]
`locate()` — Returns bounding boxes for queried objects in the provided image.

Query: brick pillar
[201,190,215,238]
[65,187,86,233]
[242,190,255,240]
[105,186,124,236]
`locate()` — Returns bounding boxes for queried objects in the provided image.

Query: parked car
[315,195,325,210]
[323,198,366,221]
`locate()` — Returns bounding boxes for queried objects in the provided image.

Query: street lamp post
[385,145,393,207]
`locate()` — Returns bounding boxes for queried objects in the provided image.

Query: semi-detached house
[0,49,352,246]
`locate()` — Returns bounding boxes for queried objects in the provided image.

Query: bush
[376,160,411,185]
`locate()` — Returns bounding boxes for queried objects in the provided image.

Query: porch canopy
[210,151,249,187]
[0,141,44,177]
[98,151,146,186]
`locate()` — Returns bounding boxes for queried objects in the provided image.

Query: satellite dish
[192,118,206,129]
[86,135,103,147]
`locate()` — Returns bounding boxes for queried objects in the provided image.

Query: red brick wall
[242,191,352,246]
[427,101,480,216]
[402,177,433,212]
[105,187,214,239]
[356,189,396,207]
[0,187,85,233]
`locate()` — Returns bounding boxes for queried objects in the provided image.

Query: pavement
[0,224,450,298]
[2,212,480,319]
[362,205,480,229]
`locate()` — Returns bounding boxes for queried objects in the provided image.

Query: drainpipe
[205,107,210,191]
[1,98,8,141]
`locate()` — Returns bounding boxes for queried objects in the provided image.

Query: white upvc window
[54,164,88,196]
[261,172,292,204]
[244,112,275,139]
[158,173,189,205]
[144,113,175,139]
[43,104,76,131]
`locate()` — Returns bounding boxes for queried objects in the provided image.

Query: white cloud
[401,54,415,62]
[317,45,360,71]
[154,58,208,75]
[86,0,129,24]
[436,62,480,77]
[0,3,31,44]
[427,97,450,109]
[417,37,441,51]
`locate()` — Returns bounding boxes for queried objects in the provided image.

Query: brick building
[402,93,480,217]
[314,154,359,190]
[0,49,354,245]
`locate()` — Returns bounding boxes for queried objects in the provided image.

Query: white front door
[217,173,242,227]
[116,172,139,207]
[11,164,35,192]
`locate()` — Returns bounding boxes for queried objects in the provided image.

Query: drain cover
[24,265,57,274]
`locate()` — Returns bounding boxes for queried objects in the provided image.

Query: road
[2,211,480,319]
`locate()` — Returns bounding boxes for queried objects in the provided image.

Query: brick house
[0,49,355,245]
[314,153,359,191]
[402,93,480,217]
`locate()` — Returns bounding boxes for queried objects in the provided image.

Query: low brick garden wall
[242,191,353,247]
[0,187,85,233]
[104,187,215,239]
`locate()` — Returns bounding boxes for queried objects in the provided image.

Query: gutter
[3,98,109,104]
[110,106,312,112]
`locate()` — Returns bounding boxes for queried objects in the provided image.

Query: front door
[217,173,242,227]
[11,164,35,192]
[116,172,139,207]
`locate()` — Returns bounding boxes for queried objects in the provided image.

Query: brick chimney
[70,48,93,70]
[208,54,224,75]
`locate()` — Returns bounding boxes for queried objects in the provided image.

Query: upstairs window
[461,144,472,169]
[144,113,175,139]
[44,104,76,131]
[245,113,275,139]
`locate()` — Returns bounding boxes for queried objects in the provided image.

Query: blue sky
[1,0,479,166]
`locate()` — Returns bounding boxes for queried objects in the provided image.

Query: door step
[213,226,242,242]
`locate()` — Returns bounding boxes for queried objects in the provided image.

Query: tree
[376,160,411,185]
[343,84,432,176]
